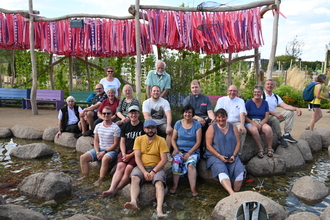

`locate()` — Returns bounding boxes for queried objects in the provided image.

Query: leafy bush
[274,85,305,107]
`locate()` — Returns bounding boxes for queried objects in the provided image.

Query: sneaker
[277,136,288,148]
[74,133,83,138]
[83,130,93,136]
[283,134,298,143]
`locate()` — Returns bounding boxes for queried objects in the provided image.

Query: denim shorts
[88,149,118,161]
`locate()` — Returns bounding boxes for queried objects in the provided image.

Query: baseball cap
[144,119,157,128]
[128,105,140,112]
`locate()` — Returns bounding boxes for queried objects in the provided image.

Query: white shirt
[99,77,121,97]
[58,106,83,125]
[214,96,246,123]
[142,97,171,125]
[264,92,284,112]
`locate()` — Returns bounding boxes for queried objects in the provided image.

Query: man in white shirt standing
[264,79,302,147]
[214,85,247,152]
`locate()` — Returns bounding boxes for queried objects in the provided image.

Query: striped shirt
[94,122,121,151]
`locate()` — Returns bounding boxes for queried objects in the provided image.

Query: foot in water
[124,202,139,210]
[102,190,114,197]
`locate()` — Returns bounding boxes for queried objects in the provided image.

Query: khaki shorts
[130,166,166,187]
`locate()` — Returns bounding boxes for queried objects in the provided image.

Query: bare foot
[93,179,104,186]
[192,191,199,197]
[102,190,114,197]
[124,202,138,210]
[77,175,88,181]
[169,188,176,194]
[157,208,166,217]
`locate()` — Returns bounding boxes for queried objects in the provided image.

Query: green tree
[285,35,304,64]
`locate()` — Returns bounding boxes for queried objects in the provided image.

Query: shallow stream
[1,138,330,219]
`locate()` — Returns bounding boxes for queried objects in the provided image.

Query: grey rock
[210,191,287,220]
[320,205,330,220]
[18,171,73,203]
[245,155,286,176]
[54,132,77,148]
[291,176,329,203]
[315,127,330,149]
[0,127,12,138]
[42,126,58,141]
[295,139,313,162]
[285,212,320,220]
[197,158,219,184]
[11,125,42,139]
[0,195,5,204]
[275,143,306,170]
[299,131,322,152]
[41,200,57,207]
[64,214,103,220]
[121,182,168,207]
[0,204,46,220]
[9,143,54,159]
[76,136,94,154]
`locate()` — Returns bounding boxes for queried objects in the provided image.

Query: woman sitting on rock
[204,108,245,195]
[170,104,202,196]
[245,85,274,158]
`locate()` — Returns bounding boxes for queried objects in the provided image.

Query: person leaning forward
[124,119,169,217]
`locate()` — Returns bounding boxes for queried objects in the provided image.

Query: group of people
[55,60,328,217]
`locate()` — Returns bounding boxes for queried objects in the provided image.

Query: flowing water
[1,137,330,219]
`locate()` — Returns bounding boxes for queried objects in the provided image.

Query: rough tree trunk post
[49,53,54,90]
[266,0,280,80]
[227,53,232,86]
[255,48,260,84]
[69,56,73,91]
[85,57,91,91]
[135,0,142,103]
[10,50,15,87]
[29,0,38,115]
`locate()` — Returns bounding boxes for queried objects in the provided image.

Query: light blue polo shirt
[145,70,171,92]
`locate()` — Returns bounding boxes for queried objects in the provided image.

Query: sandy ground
[0,107,330,138]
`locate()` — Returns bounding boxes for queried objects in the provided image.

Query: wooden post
[266,0,280,80]
[134,0,142,103]
[10,50,15,88]
[69,56,73,91]
[49,53,54,90]
[29,0,38,115]
[255,48,260,84]
[227,53,232,86]
[85,57,91,91]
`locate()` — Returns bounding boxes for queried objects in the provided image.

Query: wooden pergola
[0,0,279,115]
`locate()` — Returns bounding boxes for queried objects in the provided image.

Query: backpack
[303,82,319,102]
[262,92,279,104]
[235,201,269,220]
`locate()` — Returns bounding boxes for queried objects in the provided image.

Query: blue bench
[69,90,95,106]
[0,88,31,109]
[26,89,64,111]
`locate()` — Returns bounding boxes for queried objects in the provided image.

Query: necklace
[217,122,227,130]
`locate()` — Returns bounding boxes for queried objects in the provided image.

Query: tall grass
[286,66,309,90]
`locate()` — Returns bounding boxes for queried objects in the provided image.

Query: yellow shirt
[310,84,321,105]
[133,135,169,167]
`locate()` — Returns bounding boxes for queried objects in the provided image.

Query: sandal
[267,149,274,157]
[257,150,264,158]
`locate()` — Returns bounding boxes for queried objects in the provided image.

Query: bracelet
[104,150,108,153]
[152,169,157,174]
[188,151,192,155]
[96,152,99,155]
[122,153,126,156]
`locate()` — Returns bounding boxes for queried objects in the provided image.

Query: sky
[1,0,330,61]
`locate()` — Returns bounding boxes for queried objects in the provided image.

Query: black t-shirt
[120,121,145,151]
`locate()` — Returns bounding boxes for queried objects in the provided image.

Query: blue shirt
[145,70,171,92]
[245,99,269,120]
[174,120,202,152]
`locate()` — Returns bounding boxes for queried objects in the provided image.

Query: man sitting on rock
[264,79,302,147]
[56,96,83,138]
[78,106,120,186]
[79,84,108,137]
[124,119,169,217]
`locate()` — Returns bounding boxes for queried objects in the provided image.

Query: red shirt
[98,97,120,114]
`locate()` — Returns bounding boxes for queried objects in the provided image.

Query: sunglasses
[107,71,114,73]
[102,112,111,115]
[95,88,102,90]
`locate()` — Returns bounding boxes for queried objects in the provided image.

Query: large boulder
[121,182,168,207]
[210,191,287,220]
[0,204,46,220]
[320,205,330,220]
[275,143,306,170]
[0,127,12,138]
[18,171,73,203]
[285,212,320,220]
[299,131,322,152]
[9,143,54,159]
[42,126,58,141]
[295,139,313,162]
[11,125,42,139]
[314,127,330,149]
[64,214,103,220]
[291,176,329,203]
[197,158,219,184]
[54,132,77,148]
[76,136,94,154]
[245,155,286,176]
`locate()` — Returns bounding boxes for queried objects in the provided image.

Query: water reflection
[1,137,330,219]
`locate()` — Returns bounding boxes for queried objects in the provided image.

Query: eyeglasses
[107,71,114,73]
[227,90,237,92]
[95,88,102,90]
[102,112,111,115]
